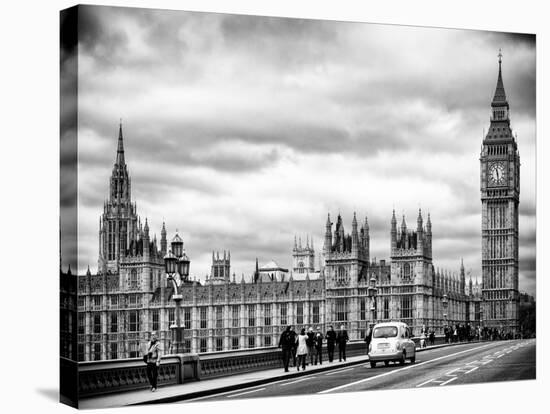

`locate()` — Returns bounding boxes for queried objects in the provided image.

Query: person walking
[420,331,427,348]
[314,327,324,365]
[326,325,336,363]
[429,329,435,346]
[144,332,161,392]
[444,325,450,344]
[296,328,308,371]
[288,326,297,367]
[364,325,373,353]
[337,324,349,362]
[306,327,315,366]
[278,326,292,372]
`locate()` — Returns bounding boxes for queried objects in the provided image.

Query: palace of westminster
[72,56,521,361]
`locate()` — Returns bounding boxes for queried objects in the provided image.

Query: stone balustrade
[79,354,199,397]
[78,336,462,397]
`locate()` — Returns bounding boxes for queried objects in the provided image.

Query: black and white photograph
[56,1,538,411]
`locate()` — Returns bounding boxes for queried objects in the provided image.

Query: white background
[0,0,546,413]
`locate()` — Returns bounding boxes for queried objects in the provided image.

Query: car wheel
[400,351,406,365]
[410,355,416,364]
[370,361,377,368]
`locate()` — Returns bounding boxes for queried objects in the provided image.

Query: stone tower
[480,51,520,334]
[292,235,315,273]
[323,212,370,288]
[98,122,139,273]
[209,250,231,284]
[389,209,433,326]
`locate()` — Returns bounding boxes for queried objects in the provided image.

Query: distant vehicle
[368,321,416,368]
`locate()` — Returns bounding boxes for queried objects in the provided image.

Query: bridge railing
[79,335,470,397]
[78,354,199,397]
[199,340,371,379]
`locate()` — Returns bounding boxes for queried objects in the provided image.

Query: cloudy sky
[64,5,536,296]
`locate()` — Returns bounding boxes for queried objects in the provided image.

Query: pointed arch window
[129,269,138,290]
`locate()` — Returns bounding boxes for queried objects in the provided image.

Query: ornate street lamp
[164,250,177,276]
[178,251,190,280]
[171,233,184,257]
[367,276,378,324]
[163,232,190,354]
[442,293,449,339]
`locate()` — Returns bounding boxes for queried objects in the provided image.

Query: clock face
[488,162,506,185]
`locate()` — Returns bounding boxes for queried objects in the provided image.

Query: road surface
[186,339,536,402]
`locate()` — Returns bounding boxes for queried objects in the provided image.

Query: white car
[368,322,416,368]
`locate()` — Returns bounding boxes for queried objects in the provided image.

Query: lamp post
[367,276,378,325]
[164,233,190,354]
[442,293,449,340]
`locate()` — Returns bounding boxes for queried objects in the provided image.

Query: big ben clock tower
[480,51,520,334]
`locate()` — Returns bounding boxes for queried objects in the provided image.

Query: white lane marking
[186,372,317,402]
[416,379,436,387]
[325,368,354,376]
[318,342,495,394]
[465,366,479,374]
[445,367,462,376]
[496,354,504,359]
[280,376,316,386]
[226,388,266,398]
[440,377,458,386]
[481,359,493,365]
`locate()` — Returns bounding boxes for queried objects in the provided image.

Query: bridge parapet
[79,354,199,397]
[78,337,458,397]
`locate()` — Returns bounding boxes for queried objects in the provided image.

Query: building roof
[492,53,508,106]
[259,260,287,271]
[288,271,321,281]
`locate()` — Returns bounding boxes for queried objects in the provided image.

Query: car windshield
[373,326,398,338]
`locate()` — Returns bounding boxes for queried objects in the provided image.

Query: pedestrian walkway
[79,340,474,409]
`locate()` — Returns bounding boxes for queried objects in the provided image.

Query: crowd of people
[278,325,349,372]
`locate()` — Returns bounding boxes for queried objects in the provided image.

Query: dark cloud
[72,6,536,296]
[78,6,129,65]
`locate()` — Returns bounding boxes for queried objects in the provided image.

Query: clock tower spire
[480,51,520,334]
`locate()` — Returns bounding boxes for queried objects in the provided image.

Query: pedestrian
[326,325,336,363]
[337,324,349,362]
[143,331,161,392]
[453,325,458,343]
[420,331,427,348]
[364,325,373,353]
[306,327,315,366]
[288,326,297,366]
[296,328,308,371]
[429,329,435,346]
[278,325,292,372]
[314,327,324,365]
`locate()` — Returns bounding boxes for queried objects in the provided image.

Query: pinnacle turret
[492,49,508,106]
[144,217,149,237]
[116,120,125,166]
